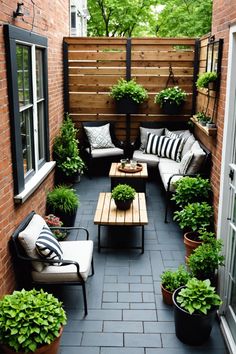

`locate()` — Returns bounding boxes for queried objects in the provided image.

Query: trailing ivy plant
[109,79,148,103]
[176,278,222,315]
[0,289,67,353]
[172,176,212,207]
[173,202,213,231]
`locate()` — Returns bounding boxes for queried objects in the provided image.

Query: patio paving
[55,175,228,354]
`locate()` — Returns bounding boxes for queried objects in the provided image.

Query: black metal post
[126,38,132,157]
[191,39,200,116]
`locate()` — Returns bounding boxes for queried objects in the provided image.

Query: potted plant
[46,185,79,226]
[44,214,67,241]
[188,238,225,283]
[160,265,190,305]
[173,278,222,345]
[111,183,136,210]
[109,78,148,114]
[53,114,85,183]
[184,228,215,259]
[195,112,212,126]
[0,288,67,354]
[172,176,212,208]
[196,71,218,90]
[154,86,187,115]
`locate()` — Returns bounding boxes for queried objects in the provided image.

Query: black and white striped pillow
[145,133,184,162]
[36,225,63,264]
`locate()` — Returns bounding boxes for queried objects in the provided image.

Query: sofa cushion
[165,128,191,139]
[133,149,160,168]
[84,123,115,149]
[145,133,184,162]
[35,225,63,264]
[18,214,46,272]
[32,240,94,282]
[179,151,194,174]
[182,134,196,157]
[140,127,164,151]
[186,141,206,174]
[86,147,123,158]
[158,158,181,191]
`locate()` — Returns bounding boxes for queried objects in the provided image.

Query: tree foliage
[87,0,212,38]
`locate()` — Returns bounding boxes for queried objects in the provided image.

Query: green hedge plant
[47,185,79,215]
[173,202,213,232]
[172,176,212,207]
[0,289,67,353]
[111,184,136,201]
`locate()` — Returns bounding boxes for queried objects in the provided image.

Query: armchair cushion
[187,141,206,174]
[84,123,115,149]
[32,240,93,282]
[35,225,63,264]
[18,214,47,272]
[179,150,194,174]
[145,133,184,162]
[182,134,196,157]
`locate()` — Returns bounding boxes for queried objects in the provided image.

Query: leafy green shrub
[188,239,225,280]
[196,111,212,124]
[176,278,222,315]
[111,184,136,201]
[0,289,67,353]
[154,86,187,107]
[173,202,213,231]
[196,71,217,89]
[161,265,190,293]
[109,79,148,103]
[53,114,85,176]
[47,185,79,214]
[172,176,212,207]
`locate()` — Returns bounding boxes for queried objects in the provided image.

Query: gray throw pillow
[84,123,115,149]
[140,127,164,151]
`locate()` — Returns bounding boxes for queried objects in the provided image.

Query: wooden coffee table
[94,192,148,253]
[109,162,148,192]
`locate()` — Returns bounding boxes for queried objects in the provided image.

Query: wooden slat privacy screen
[63,37,197,142]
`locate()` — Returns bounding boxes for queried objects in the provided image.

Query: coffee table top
[109,162,148,179]
[94,192,148,226]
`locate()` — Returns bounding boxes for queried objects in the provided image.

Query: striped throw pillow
[36,225,63,264]
[145,133,184,162]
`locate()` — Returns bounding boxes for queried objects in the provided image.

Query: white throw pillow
[139,127,164,151]
[145,133,184,162]
[84,123,115,149]
[18,214,47,272]
[182,134,196,157]
[179,151,194,174]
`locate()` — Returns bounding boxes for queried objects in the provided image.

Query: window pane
[16,45,32,107]
[20,109,34,176]
[36,49,44,99]
[37,101,45,162]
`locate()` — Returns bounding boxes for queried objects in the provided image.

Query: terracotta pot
[161,284,173,305]
[0,327,63,354]
[184,231,202,259]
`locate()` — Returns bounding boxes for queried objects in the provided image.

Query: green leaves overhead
[88,0,212,38]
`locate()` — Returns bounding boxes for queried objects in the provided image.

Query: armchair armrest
[50,226,90,240]
[167,173,198,193]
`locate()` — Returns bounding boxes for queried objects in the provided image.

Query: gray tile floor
[56,175,228,353]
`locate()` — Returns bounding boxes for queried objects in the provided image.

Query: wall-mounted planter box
[190,116,217,137]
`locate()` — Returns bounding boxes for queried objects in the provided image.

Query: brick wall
[0,1,69,295]
[210,1,236,220]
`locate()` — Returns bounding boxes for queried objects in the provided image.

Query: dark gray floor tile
[123,309,157,321]
[144,321,175,333]
[101,348,144,354]
[61,332,82,346]
[102,302,130,309]
[118,275,141,283]
[124,333,161,347]
[103,292,118,302]
[130,303,156,309]
[85,309,122,320]
[81,332,123,346]
[118,292,142,302]
[104,283,129,292]
[60,347,100,354]
[103,320,143,333]
[64,320,102,332]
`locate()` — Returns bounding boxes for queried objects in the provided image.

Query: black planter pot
[116,97,139,114]
[162,101,183,115]
[55,168,81,186]
[114,199,133,210]
[173,287,217,345]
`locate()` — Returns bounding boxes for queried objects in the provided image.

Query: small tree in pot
[111,184,136,210]
[173,278,222,345]
[0,289,67,354]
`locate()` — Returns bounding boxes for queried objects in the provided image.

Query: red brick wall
[0,1,69,295]
[210,1,236,221]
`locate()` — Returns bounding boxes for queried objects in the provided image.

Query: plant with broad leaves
[161,265,190,293]
[0,289,67,353]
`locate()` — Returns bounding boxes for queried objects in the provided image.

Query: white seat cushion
[160,173,183,192]
[158,158,181,191]
[86,147,123,158]
[31,240,93,283]
[132,150,160,168]
[18,214,47,272]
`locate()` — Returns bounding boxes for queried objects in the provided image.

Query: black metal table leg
[98,225,101,253]
[141,225,144,254]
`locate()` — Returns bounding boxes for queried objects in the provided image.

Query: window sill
[14,161,56,204]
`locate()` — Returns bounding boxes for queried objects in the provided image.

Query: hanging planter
[115,96,139,114]
[154,86,187,115]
